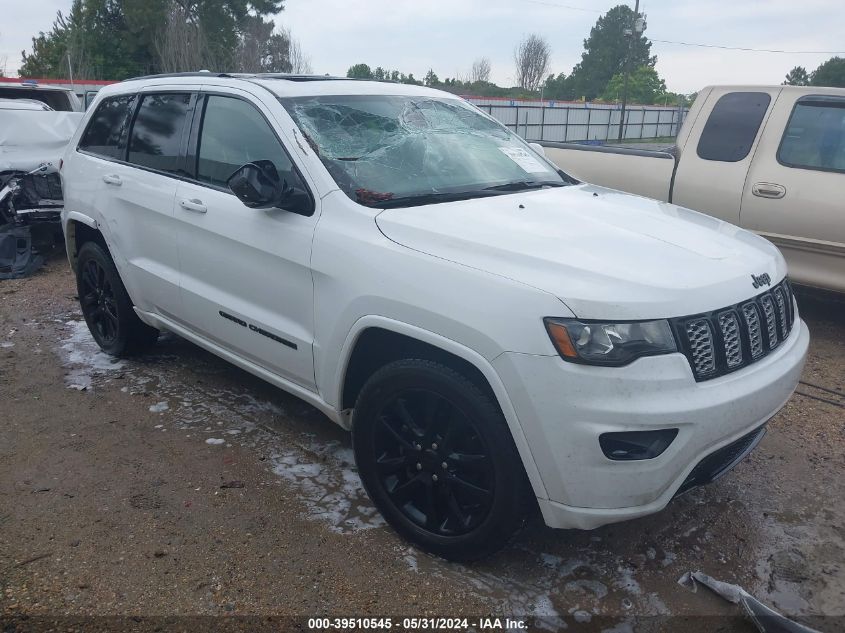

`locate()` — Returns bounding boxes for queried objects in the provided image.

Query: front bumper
[492,318,809,530]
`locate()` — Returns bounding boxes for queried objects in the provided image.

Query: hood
[0,110,84,172]
[375,184,787,320]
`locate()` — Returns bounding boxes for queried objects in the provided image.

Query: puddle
[59,319,126,390]
[149,401,169,413]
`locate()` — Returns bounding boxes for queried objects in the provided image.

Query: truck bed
[541,142,676,202]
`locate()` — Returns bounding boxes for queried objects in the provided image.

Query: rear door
[672,88,779,225]
[73,89,197,316]
[102,88,198,316]
[173,86,319,389]
[740,92,845,292]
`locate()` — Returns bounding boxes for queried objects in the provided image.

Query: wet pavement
[1,258,843,631]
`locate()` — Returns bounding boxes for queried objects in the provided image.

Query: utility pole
[617,0,644,142]
[67,52,75,89]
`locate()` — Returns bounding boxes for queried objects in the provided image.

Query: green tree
[566,5,655,101]
[347,63,373,79]
[190,0,283,70]
[601,65,667,104]
[19,0,148,79]
[423,68,439,86]
[20,0,86,78]
[660,91,693,106]
[810,57,845,87]
[438,77,538,99]
[783,66,810,86]
[543,72,571,100]
[19,0,285,80]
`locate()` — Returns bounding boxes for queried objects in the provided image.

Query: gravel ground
[1,256,843,632]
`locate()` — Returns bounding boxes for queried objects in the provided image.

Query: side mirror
[529,142,546,157]
[227,160,313,215]
[278,181,312,216]
[227,161,280,209]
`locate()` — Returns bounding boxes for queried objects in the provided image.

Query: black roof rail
[123,72,235,82]
[122,72,349,83]
[245,73,349,82]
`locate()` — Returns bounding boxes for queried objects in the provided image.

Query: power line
[523,0,602,13]
[650,39,845,55]
[522,0,845,56]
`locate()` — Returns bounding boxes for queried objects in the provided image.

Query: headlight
[544,318,677,366]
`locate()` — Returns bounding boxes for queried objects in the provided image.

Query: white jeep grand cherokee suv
[60,73,809,560]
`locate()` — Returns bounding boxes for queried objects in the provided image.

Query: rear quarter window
[78,94,137,159]
[697,92,771,162]
[777,97,845,174]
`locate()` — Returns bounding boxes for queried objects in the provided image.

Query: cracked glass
[281,95,568,207]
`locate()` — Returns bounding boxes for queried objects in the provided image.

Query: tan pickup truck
[541,85,845,294]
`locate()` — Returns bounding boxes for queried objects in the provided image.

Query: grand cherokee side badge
[751,273,771,289]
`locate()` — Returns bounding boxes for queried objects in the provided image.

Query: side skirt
[134,308,344,428]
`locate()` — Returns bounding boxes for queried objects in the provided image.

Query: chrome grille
[760,295,778,349]
[718,311,742,368]
[773,287,788,338]
[674,278,795,381]
[685,319,716,376]
[741,303,764,359]
[784,282,795,328]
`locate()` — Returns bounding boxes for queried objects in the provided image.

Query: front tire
[352,359,532,561]
[76,241,159,356]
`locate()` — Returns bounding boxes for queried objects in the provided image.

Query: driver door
[174,88,318,389]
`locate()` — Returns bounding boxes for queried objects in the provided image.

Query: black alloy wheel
[373,388,495,536]
[79,257,119,345]
[353,359,533,561]
[75,241,159,356]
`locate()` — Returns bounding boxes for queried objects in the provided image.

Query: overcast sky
[3,0,844,93]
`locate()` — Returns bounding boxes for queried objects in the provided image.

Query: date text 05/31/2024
[307,617,528,630]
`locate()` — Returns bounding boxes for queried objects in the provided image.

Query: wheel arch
[335,316,549,501]
[64,212,106,272]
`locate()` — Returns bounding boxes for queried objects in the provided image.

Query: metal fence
[471,101,687,143]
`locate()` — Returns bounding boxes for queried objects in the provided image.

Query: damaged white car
[60,74,808,560]
[0,99,83,278]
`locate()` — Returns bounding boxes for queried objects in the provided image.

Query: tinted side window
[697,92,771,162]
[0,87,74,111]
[778,98,845,173]
[78,95,137,159]
[197,96,293,188]
[127,93,192,174]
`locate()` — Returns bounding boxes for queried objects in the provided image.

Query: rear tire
[76,241,159,357]
[352,359,532,561]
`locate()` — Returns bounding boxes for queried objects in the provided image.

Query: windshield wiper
[483,180,567,192]
[368,190,503,209]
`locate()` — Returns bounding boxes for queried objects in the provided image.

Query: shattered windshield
[280,95,569,207]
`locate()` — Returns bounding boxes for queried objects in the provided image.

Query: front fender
[332,315,549,502]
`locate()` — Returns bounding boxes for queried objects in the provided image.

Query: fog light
[599,429,678,461]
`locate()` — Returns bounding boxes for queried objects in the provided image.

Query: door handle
[102,174,122,186]
[752,182,786,199]
[179,198,207,214]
